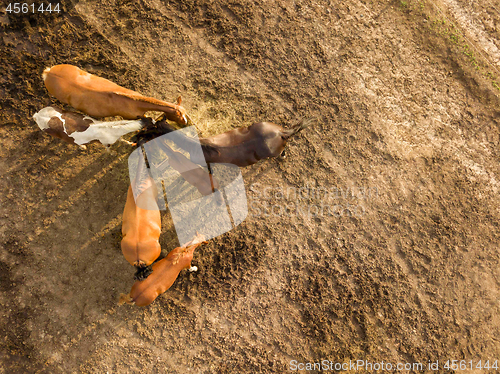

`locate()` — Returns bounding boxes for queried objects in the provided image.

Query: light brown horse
[119,234,205,307]
[121,180,161,270]
[43,64,191,126]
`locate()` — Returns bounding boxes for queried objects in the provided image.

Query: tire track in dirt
[439,0,500,70]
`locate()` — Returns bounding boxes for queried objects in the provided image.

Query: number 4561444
[6,3,61,13]
[444,360,498,370]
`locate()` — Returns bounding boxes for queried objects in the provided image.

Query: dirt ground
[1,0,500,373]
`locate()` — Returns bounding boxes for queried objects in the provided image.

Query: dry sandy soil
[1,0,500,373]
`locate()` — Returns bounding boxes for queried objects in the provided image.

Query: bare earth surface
[0,0,499,373]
